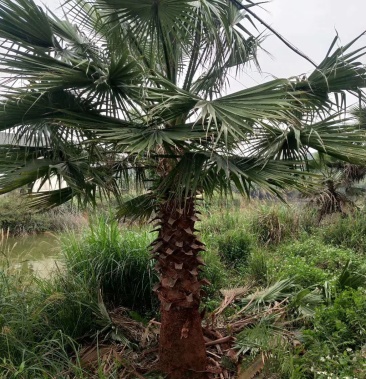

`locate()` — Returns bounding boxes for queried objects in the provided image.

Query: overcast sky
[37,0,366,91]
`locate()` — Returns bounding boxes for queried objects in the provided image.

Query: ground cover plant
[1,0,366,376]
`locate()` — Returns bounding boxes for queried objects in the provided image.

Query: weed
[199,210,248,236]
[0,263,99,378]
[298,289,366,378]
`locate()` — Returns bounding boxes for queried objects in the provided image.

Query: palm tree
[301,106,366,222]
[0,1,366,377]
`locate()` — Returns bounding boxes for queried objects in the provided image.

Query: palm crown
[0,0,365,208]
[0,0,366,377]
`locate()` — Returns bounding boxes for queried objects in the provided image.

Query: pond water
[0,233,62,278]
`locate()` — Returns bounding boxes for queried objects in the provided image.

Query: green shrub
[294,342,366,379]
[307,289,366,349]
[216,230,253,267]
[279,238,362,274]
[274,255,328,287]
[265,237,365,288]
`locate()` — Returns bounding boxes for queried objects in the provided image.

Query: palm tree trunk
[151,196,208,378]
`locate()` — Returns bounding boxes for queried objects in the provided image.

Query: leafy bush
[264,237,366,288]
[307,289,366,349]
[294,344,366,379]
[274,255,328,288]
[279,238,363,273]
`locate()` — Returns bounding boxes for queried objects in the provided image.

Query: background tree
[0,0,366,377]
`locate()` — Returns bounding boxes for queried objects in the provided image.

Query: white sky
[37,0,366,92]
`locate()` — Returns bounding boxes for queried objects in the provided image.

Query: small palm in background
[305,106,366,222]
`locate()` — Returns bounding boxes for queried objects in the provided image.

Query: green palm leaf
[0,0,55,48]
[27,187,75,209]
[0,0,365,210]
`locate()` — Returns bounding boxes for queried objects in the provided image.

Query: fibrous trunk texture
[151,197,208,379]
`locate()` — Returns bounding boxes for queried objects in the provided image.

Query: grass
[62,215,158,315]
[1,197,366,378]
[0,265,97,378]
[321,210,366,252]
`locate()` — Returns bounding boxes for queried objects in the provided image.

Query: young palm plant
[0,1,366,377]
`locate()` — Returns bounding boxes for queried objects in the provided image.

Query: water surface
[0,233,62,278]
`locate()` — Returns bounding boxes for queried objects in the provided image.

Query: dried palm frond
[309,187,355,222]
[237,355,265,379]
[343,163,366,186]
[214,285,253,318]
[304,175,357,222]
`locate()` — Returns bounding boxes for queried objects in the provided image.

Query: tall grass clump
[0,223,155,378]
[62,216,159,315]
[321,210,366,252]
[246,252,269,286]
[250,204,302,245]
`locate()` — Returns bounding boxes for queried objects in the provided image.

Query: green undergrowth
[264,238,366,288]
[321,210,366,252]
[298,288,366,378]
[1,199,366,378]
[0,266,102,378]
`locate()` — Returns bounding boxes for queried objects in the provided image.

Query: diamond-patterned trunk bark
[152,197,208,378]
